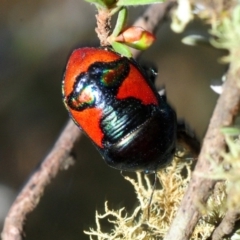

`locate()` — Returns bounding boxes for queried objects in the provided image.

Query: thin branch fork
[164,66,240,240]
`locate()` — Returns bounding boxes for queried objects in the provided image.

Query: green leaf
[117,0,163,6]
[112,7,128,37]
[221,127,240,136]
[111,42,132,58]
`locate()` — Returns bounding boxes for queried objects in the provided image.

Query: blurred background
[0,0,226,239]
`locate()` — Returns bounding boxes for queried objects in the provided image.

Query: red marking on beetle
[70,108,104,148]
[116,64,158,105]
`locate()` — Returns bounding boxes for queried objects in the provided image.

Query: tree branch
[1,121,79,240]
[165,65,240,239]
[95,9,111,46]
[212,209,240,240]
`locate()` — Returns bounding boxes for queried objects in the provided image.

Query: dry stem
[212,209,240,240]
[95,9,111,46]
[1,121,79,240]
[165,65,240,240]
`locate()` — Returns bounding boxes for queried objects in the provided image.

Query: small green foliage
[210,5,240,70]
[85,0,158,57]
[111,41,132,58]
[111,7,128,37]
[109,7,156,55]
[221,127,240,136]
[111,26,156,51]
[116,0,164,6]
[85,0,164,9]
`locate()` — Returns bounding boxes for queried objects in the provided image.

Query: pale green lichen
[210,5,240,72]
[84,157,216,240]
[171,0,240,73]
[171,0,238,33]
[171,0,193,33]
[84,158,192,239]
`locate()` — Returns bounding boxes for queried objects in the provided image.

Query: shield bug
[62,47,176,173]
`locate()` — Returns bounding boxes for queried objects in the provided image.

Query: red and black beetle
[62,47,177,173]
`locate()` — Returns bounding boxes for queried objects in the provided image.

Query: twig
[164,65,240,240]
[1,121,79,240]
[212,209,240,240]
[95,9,111,46]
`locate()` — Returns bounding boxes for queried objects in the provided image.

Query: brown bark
[165,66,240,240]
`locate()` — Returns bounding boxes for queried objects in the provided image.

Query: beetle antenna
[147,171,158,220]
